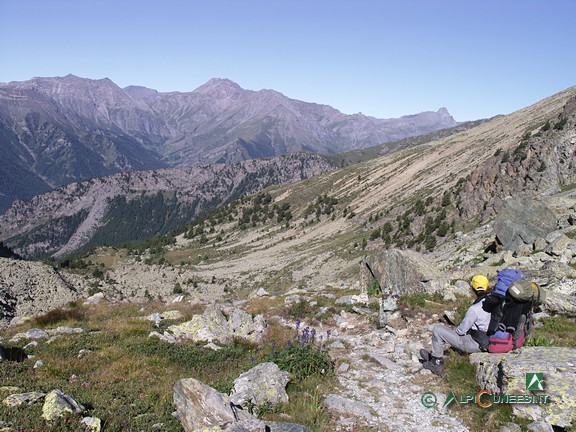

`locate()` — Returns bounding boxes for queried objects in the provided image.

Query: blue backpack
[493,269,525,297]
[485,268,531,353]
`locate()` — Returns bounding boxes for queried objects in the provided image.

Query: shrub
[554,117,568,130]
[92,268,104,279]
[367,279,382,297]
[173,282,184,295]
[270,322,333,382]
[525,335,551,347]
[287,300,312,319]
[34,307,87,326]
[399,293,427,310]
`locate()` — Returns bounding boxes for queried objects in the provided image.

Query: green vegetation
[269,324,333,383]
[512,130,531,162]
[554,116,568,130]
[526,316,576,347]
[441,352,528,431]
[0,302,336,431]
[367,279,382,297]
[88,193,195,249]
[5,210,89,259]
[303,194,339,222]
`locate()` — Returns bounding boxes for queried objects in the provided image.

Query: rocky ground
[2,188,576,431]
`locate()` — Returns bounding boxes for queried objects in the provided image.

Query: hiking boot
[419,349,431,362]
[422,356,444,376]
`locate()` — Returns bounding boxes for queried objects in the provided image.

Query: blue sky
[1,0,575,121]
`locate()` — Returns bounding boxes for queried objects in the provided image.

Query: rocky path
[320,312,468,431]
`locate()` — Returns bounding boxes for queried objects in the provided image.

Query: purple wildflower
[310,328,316,344]
[301,327,310,345]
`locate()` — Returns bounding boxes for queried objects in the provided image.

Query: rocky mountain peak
[122,85,159,100]
[193,77,244,97]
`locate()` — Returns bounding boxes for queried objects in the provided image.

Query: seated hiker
[420,275,491,376]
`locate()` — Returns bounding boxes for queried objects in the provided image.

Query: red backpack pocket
[488,333,514,353]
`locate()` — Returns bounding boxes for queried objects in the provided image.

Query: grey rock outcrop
[542,278,576,316]
[154,305,266,345]
[361,248,444,295]
[173,377,308,432]
[173,378,252,432]
[470,347,576,428]
[494,196,557,253]
[230,362,290,407]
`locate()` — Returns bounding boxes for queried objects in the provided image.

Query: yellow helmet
[471,275,489,292]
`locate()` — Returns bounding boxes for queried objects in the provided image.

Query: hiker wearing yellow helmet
[420,275,492,376]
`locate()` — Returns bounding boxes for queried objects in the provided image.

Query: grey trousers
[431,324,482,358]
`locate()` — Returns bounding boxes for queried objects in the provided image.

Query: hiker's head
[471,275,489,295]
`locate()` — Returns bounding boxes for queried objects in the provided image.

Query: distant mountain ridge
[0,153,336,258]
[0,74,457,211]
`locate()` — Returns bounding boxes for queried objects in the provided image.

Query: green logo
[420,392,437,408]
[443,391,457,408]
[526,373,545,391]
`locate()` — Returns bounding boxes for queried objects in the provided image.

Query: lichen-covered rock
[157,306,266,345]
[470,347,576,428]
[173,377,252,432]
[81,416,102,431]
[230,362,290,407]
[541,278,576,317]
[41,389,85,421]
[3,392,45,407]
[161,310,184,320]
[226,307,266,343]
[361,249,444,295]
[168,306,231,343]
[493,196,557,253]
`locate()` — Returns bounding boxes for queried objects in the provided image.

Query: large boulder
[173,378,252,432]
[542,278,576,317]
[493,196,557,253]
[173,377,309,432]
[41,389,85,421]
[230,362,290,407]
[470,347,576,428]
[156,305,266,345]
[361,248,444,295]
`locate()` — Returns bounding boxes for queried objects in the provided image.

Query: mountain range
[2,83,575,261]
[0,74,457,212]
